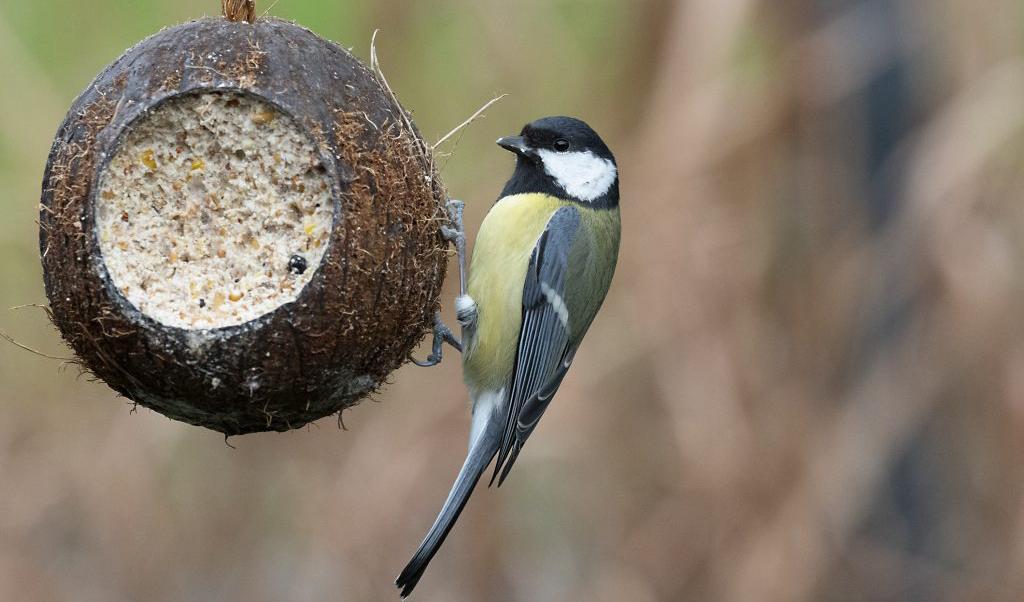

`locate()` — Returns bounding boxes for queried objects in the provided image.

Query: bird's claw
[411,311,462,367]
[412,199,469,368]
[440,225,462,244]
[445,199,465,232]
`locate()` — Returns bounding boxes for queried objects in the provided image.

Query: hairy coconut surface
[39,17,448,434]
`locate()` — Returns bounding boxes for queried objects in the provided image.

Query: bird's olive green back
[463,193,620,394]
[565,204,621,344]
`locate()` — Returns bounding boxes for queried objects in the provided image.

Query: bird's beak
[497,135,536,161]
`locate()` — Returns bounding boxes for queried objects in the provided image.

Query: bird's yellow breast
[462,193,568,393]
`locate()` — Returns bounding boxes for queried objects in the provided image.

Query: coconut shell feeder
[39,1,450,435]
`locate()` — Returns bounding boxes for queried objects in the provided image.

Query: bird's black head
[497,116,618,207]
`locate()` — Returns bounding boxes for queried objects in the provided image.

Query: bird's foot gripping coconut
[39,2,452,435]
[411,199,467,368]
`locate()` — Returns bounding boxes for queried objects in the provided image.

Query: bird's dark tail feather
[395,422,499,598]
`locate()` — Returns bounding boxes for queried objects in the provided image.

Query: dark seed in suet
[288,254,308,274]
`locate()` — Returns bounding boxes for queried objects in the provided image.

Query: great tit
[397,116,621,597]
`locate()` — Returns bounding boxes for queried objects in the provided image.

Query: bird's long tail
[395,417,499,598]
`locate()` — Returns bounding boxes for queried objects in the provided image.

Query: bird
[396,116,621,598]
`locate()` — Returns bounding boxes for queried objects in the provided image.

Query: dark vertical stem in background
[818,1,948,599]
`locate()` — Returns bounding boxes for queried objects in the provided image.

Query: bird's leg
[412,199,470,367]
[445,199,481,336]
[444,199,478,331]
[441,199,468,297]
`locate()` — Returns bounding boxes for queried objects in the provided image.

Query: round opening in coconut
[95,91,334,330]
[39,11,448,435]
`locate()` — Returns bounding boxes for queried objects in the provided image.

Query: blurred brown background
[4,0,1024,600]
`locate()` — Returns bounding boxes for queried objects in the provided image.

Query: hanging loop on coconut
[222,0,256,23]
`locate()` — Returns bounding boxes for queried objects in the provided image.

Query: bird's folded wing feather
[491,205,582,486]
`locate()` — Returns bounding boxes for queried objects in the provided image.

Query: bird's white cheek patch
[537,149,617,202]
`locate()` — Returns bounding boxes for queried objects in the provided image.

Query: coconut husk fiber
[38,16,449,435]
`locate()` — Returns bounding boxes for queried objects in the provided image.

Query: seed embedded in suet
[288,254,308,275]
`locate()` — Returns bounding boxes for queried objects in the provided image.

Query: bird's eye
[553,138,570,152]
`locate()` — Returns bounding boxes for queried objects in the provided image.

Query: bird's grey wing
[492,346,576,486]
[491,205,581,486]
